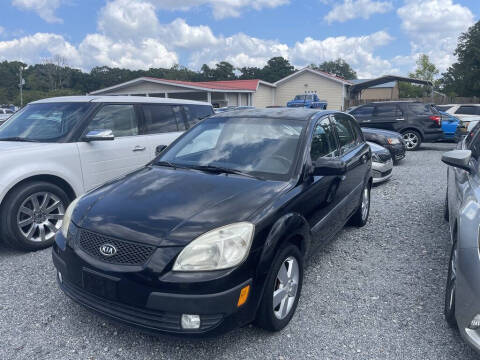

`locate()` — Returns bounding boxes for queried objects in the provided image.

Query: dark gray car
[442,122,480,353]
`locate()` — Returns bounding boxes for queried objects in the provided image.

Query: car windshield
[0,102,92,142]
[157,116,305,181]
[294,95,312,101]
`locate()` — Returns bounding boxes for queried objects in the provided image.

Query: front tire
[255,244,304,332]
[0,181,70,251]
[402,130,422,151]
[444,239,458,327]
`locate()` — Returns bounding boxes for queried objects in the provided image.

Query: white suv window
[87,104,138,137]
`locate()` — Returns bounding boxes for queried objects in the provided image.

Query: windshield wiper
[191,165,263,180]
[0,137,40,142]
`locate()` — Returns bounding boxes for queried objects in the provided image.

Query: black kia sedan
[52,108,372,336]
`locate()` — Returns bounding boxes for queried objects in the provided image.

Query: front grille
[78,229,155,266]
[378,152,391,163]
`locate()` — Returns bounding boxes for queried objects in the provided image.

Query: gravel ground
[1,142,478,360]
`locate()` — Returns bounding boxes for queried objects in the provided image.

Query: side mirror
[155,145,167,156]
[83,129,114,142]
[441,150,473,173]
[313,158,347,176]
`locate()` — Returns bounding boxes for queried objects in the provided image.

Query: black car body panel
[349,101,443,142]
[361,127,406,162]
[53,108,372,336]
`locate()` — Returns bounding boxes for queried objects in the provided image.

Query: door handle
[396,118,405,121]
[132,145,146,152]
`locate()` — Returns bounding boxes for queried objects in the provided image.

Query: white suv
[0,96,213,251]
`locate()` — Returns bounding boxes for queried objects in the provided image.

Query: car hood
[76,166,288,247]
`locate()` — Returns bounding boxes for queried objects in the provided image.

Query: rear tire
[402,130,422,151]
[0,181,70,251]
[255,244,304,332]
[349,181,371,227]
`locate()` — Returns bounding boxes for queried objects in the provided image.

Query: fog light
[181,314,200,329]
[469,314,480,330]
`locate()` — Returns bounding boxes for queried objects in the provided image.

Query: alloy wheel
[447,243,457,312]
[361,186,370,221]
[16,192,65,243]
[273,256,300,320]
[402,132,419,150]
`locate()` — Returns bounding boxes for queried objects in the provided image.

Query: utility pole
[19,66,25,107]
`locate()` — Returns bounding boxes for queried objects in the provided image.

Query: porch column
[237,93,241,106]
[165,92,169,98]
[207,92,212,103]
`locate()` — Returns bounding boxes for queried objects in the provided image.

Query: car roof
[211,108,337,121]
[30,95,212,106]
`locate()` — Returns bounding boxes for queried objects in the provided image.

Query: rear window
[437,105,453,112]
[455,106,480,115]
[408,103,432,114]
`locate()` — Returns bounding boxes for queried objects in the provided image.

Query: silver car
[443,123,480,353]
[367,141,393,184]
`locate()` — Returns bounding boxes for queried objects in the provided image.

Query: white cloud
[149,0,290,19]
[78,35,178,70]
[0,33,78,64]
[291,31,397,77]
[12,0,63,23]
[397,0,475,72]
[325,0,393,24]
[0,0,395,77]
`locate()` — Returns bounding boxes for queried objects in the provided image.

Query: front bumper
[385,143,406,162]
[52,239,256,336]
[371,159,393,184]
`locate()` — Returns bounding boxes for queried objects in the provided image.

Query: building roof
[274,67,353,86]
[349,79,396,88]
[90,77,275,95]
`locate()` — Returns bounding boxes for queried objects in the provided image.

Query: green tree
[310,58,357,79]
[441,21,480,96]
[399,54,438,98]
[261,57,295,83]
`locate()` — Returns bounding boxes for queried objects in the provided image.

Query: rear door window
[142,105,186,134]
[351,106,374,118]
[374,104,398,118]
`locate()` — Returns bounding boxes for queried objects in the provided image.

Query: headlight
[173,222,254,271]
[61,196,82,238]
[387,138,400,145]
[371,152,380,162]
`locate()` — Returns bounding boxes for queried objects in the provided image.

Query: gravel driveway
[1,142,477,360]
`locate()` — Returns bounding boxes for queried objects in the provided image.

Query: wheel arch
[0,174,78,211]
[400,127,424,141]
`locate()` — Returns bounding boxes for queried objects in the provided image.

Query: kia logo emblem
[99,244,117,257]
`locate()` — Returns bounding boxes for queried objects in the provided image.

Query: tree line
[0,20,478,106]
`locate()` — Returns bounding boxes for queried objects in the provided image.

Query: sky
[0,0,478,78]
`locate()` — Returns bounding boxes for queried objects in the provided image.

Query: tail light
[429,115,441,126]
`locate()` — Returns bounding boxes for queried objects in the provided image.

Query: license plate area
[82,268,118,301]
